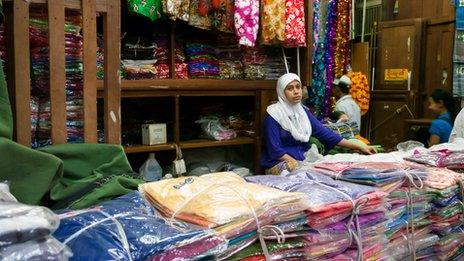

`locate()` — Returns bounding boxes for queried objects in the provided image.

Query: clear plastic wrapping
[0,236,72,261]
[0,182,17,202]
[54,191,227,261]
[0,202,60,247]
[140,172,307,230]
[196,116,237,141]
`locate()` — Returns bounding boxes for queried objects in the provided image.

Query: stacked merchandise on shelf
[152,36,171,79]
[96,35,104,80]
[185,42,220,78]
[172,37,189,79]
[216,35,244,79]
[247,169,389,260]
[31,97,39,139]
[54,191,227,260]
[139,172,310,260]
[121,37,157,79]
[0,183,72,260]
[30,12,85,148]
[262,48,287,80]
[242,47,266,80]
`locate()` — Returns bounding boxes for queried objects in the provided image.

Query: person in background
[261,73,375,175]
[332,75,361,129]
[428,89,456,146]
[450,106,464,142]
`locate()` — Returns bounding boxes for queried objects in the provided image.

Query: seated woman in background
[428,89,456,146]
[261,73,375,175]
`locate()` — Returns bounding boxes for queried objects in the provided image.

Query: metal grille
[354,0,382,38]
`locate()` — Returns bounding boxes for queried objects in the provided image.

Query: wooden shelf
[180,137,255,149]
[97,79,276,91]
[4,0,108,12]
[124,143,176,154]
[123,137,255,153]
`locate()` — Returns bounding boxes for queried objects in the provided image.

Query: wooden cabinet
[376,19,425,93]
[383,0,455,21]
[369,91,416,149]
[422,19,455,118]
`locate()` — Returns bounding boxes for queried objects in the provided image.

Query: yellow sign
[384,69,408,81]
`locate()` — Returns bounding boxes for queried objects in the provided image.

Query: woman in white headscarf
[261,73,374,175]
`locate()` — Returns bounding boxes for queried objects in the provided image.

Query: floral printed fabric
[260,0,285,44]
[188,0,211,29]
[162,0,190,21]
[283,0,306,47]
[128,0,163,22]
[234,0,260,47]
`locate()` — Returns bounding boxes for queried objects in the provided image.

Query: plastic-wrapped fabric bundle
[246,170,387,227]
[404,149,464,170]
[122,59,157,79]
[0,236,72,261]
[219,60,244,79]
[54,191,227,261]
[385,227,439,260]
[242,47,266,80]
[140,172,308,236]
[226,239,305,260]
[313,162,427,191]
[0,200,71,261]
[196,116,237,141]
[0,201,60,246]
[324,120,360,139]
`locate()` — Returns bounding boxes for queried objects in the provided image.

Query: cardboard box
[142,124,167,145]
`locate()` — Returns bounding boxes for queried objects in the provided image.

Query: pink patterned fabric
[234,0,259,47]
[283,0,306,47]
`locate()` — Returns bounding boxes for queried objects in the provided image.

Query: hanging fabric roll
[283,0,306,47]
[234,0,260,47]
[128,0,164,21]
[189,0,212,29]
[260,0,286,45]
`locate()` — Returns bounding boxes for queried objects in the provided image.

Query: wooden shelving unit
[123,137,255,154]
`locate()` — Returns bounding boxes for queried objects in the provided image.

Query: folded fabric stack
[185,43,220,78]
[0,184,72,260]
[247,169,388,260]
[96,35,104,80]
[196,116,238,141]
[421,167,464,260]
[54,191,226,260]
[405,149,464,170]
[216,38,244,79]
[153,36,188,79]
[324,121,360,140]
[263,56,287,80]
[31,96,39,137]
[242,47,266,80]
[122,37,157,79]
[139,172,308,258]
[29,12,85,147]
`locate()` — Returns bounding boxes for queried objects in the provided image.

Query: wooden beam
[82,0,98,143]
[12,0,31,146]
[48,0,67,144]
[103,0,121,144]
[4,0,108,12]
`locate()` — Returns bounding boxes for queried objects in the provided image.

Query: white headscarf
[267,73,312,142]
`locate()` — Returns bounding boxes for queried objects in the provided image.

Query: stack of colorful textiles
[242,47,266,80]
[262,56,287,80]
[30,12,85,147]
[31,97,39,137]
[185,43,220,78]
[139,172,308,257]
[152,36,188,79]
[96,35,104,80]
[324,120,360,139]
[0,185,72,260]
[423,167,464,260]
[404,149,464,170]
[171,38,188,79]
[122,37,157,79]
[216,37,244,79]
[247,169,389,260]
[54,191,227,260]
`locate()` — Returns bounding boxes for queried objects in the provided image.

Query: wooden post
[12,0,31,146]
[174,95,180,143]
[48,0,67,144]
[103,0,121,144]
[302,0,314,87]
[82,0,98,143]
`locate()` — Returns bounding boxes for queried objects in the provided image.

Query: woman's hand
[337,139,376,155]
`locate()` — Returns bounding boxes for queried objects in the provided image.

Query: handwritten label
[384,69,409,81]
